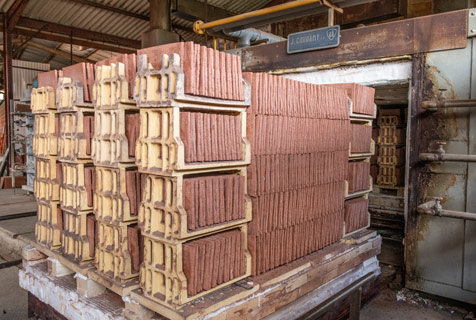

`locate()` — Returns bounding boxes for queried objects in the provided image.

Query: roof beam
[10,27,135,53]
[27,41,93,63]
[6,0,30,31]
[66,0,149,21]
[16,17,141,49]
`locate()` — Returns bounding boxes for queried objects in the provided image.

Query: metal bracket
[468,8,476,37]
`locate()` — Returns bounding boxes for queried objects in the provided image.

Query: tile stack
[56,63,97,264]
[377,109,406,187]
[134,42,251,309]
[91,54,143,289]
[244,73,350,276]
[325,83,376,236]
[32,70,62,250]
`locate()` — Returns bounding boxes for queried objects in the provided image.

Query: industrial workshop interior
[0,0,475,319]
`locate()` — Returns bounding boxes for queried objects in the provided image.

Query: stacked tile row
[330,84,376,236]
[33,70,63,250]
[244,72,351,276]
[377,111,406,187]
[91,55,143,286]
[136,41,245,102]
[56,63,97,264]
[135,43,250,309]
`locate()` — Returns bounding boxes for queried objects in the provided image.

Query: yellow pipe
[194,0,342,34]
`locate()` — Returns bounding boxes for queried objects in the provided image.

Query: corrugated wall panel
[12,60,50,100]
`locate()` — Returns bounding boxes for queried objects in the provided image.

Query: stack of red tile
[182,229,245,296]
[350,124,372,154]
[344,197,369,233]
[96,53,136,99]
[180,111,242,163]
[138,41,244,101]
[325,83,375,116]
[244,72,350,275]
[183,174,245,231]
[347,161,371,194]
[62,62,95,102]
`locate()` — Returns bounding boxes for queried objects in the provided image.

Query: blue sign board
[287,25,340,54]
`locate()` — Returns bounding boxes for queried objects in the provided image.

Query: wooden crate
[95,220,141,282]
[35,200,62,249]
[136,107,250,175]
[345,158,373,198]
[377,165,405,187]
[94,166,144,224]
[134,50,250,108]
[57,77,94,111]
[91,109,139,166]
[31,87,56,114]
[139,167,251,242]
[139,225,250,309]
[33,112,58,158]
[343,194,370,236]
[349,118,375,158]
[377,145,405,165]
[60,162,95,213]
[58,109,95,162]
[93,62,137,109]
[61,210,96,264]
[34,157,61,202]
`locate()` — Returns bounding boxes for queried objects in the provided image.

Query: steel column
[2,14,13,172]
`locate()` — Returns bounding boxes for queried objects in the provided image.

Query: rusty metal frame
[404,54,428,287]
[241,10,468,73]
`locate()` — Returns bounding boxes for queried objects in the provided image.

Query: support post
[349,287,362,320]
[2,13,13,172]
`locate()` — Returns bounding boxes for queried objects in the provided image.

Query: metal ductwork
[223,28,285,48]
[142,0,179,48]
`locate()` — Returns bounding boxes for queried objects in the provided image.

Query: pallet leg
[22,245,46,267]
[124,298,155,320]
[47,257,74,277]
[76,273,106,298]
[349,287,362,320]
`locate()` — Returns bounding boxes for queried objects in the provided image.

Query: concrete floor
[361,288,467,320]
[0,259,28,320]
[0,188,470,320]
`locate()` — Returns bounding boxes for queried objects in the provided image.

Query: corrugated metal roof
[0,0,275,70]
[0,0,151,40]
[200,0,273,15]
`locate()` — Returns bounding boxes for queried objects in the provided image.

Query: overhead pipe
[223,28,285,48]
[417,198,476,221]
[193,0,342,34]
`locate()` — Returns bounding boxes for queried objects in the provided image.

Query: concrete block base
[76,273,106,298]
[47,257,74,277]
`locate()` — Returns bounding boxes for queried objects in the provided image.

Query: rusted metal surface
[404,54,427,286]
[241,10,468,72]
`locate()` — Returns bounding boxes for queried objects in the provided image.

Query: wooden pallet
[129,230,381,320]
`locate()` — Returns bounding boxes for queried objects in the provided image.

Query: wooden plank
[241,10,468,72]
[130,231,381,320]
[0,202,37,217]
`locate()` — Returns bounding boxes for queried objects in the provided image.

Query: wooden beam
[16,17,141,49]
[66,0,149,21]
[242,10,468,72]
[27,41,93,63]
[9,27,135,53]
[6,0,30,31]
